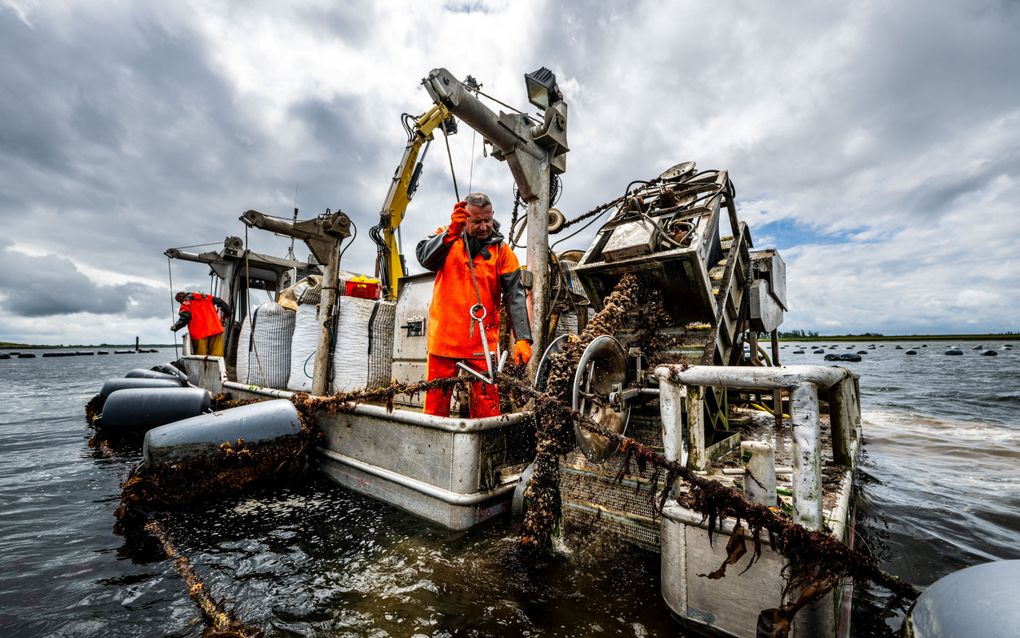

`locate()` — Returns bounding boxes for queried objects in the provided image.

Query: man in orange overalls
[171,291,230,356]
[416,192,533,418]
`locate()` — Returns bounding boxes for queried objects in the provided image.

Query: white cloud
[1,0,1018,343]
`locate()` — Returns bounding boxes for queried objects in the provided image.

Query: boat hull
[176,355,531,530]
[316,403,532,530]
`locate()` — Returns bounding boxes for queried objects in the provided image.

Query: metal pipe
[314,402,531,433]
[317,448,516,505]
[771,330,783,433]
[240,210,319,241]
[222,380,294,400]
[654,364,856,391]
[423,68,523,153]
[790,382,822,531]
[741,441,777,506]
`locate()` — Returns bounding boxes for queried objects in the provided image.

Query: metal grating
[367,301,396,389]
[561,409,668,552]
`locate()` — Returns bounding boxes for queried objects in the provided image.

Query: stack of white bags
[236,275,393,394]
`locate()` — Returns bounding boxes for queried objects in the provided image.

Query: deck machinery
[162,64,859,637]
[542,162,859,637]
[546,162,762,550]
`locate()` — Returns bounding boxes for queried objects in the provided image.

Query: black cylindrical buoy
[144,399,301,465]
[825,353,862,362]
[100,377,185,398]
[125,368,182,381]
[150,363,188,382]
[99,387,211,430]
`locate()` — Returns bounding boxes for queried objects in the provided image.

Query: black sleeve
[171,311,192,332]
[416,229,455,273]
[212,296,230,314]
[500,269,532,342]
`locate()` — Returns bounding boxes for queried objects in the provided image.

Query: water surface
[1,343,1017,636]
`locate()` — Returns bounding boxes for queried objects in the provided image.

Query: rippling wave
[2,344,1019,636]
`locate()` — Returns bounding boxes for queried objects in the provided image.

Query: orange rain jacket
[173,293,228,341]
[416,222,531,359]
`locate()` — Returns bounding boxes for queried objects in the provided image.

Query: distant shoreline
[3,334,1018,349]
[0,344,174,350]
[777,334,1020,342]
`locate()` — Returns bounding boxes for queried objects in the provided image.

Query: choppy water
[1,343,1018,637]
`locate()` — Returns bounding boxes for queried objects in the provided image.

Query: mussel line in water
[98,277,917,637]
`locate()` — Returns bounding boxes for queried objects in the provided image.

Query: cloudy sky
[1,0,1018,345]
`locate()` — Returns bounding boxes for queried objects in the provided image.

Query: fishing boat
[94,67,862,638]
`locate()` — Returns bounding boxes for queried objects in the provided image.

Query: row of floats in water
[89,364,301,468]
[1,349,161,359]
[783,343,1011,358]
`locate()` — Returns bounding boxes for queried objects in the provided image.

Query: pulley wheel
[557,249,585,265]
[572,335,630,462]
[548,207,566,233]
[659,161,697,182]
[510,459,537,532]
[534,333,570,392]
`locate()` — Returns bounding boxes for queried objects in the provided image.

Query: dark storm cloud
[0,245,163,318]
[0,0,1017,339]
[268,93,379,223]
[529,0,1020,232]
[0,5,277,275]
[0,2,395,323]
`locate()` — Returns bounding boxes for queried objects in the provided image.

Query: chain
[552,194,624,233]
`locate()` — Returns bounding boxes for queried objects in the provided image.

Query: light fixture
[524,66,560,110]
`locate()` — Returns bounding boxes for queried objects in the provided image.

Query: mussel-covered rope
[496,372,919,601]
[104,310,917,637]
[144,517,263,638]
[516,273,647,554]
[111,377,473,637]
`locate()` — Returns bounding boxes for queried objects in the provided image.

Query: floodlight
[525,66,559,110]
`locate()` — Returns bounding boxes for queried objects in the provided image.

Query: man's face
[465,203,494,240]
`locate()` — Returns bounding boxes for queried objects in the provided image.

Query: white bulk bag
[235,302,295,389]
[331,296,375,393]
[287,303,320,392]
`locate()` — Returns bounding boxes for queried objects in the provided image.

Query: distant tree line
[777,329,820,338]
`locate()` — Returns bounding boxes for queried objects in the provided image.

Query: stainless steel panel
[392,361,427,407]
[393,272,435,363]
[324,410,458,489]
[601,218,657,262]
[751,249,787,311]
[319,456,512,530]
[749,279,784,333]
[661,501,840,638]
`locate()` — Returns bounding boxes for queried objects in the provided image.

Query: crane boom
[372,103,455,300]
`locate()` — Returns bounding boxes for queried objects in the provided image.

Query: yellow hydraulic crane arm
[372,103,455,300]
